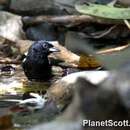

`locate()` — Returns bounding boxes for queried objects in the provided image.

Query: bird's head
[31,40,60,55]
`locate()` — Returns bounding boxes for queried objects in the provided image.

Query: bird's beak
[49,47,60,53]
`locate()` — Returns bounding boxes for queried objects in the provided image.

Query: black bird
[22,40,59,81]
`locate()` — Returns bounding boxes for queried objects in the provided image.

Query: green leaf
[75,3,130,19]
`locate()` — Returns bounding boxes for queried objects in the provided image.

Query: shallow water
[0,65,54,130]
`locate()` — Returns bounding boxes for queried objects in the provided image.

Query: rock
[47,71,108,105]
[54,0,78,14]
[61,71,130,130]
[100,70,130,111]
[65,31,95,55]
[16,40,33,54]
[50,41,80,67]
[10,0,55,15]
[10,0,88,15]
[0,11,25,41]
[118,0,130,6]
[26,23,57,41]
[76,70,130,122]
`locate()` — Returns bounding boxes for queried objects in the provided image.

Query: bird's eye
[43,44,48,48]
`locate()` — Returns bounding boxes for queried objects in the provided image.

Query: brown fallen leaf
[78,54,101,69]
[0,115,13,129]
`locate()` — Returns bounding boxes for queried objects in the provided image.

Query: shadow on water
[0,65,54,130]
